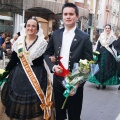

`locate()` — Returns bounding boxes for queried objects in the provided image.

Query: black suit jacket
[113,37,120,54]
[44,28,93,73]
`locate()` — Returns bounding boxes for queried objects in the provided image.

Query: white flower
[94,51,100,55]
[69,76,84,85]
[0,69,5,74]
[80,59,88,65]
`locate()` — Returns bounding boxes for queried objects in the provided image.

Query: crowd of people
[0,32,20,60]
[0,2,120,120]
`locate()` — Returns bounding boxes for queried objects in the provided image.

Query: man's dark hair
[62,3,79,16]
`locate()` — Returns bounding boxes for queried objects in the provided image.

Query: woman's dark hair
[2,32,9,38]
[105,24,111,30]
[24,17,39,31]
[62,3,79,16]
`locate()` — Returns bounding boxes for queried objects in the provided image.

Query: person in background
[0,17,51,120]
[44,35,49,43]
[10,33,19,45]
[0,32,8,59]
[88,24,120,89]
[2,37,12,59]
[44,3,93,120]
[113,31,120,90]
[17,32,21,37]
[0,32,8,46]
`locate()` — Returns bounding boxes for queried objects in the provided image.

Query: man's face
[2,33,6,39]
[62,7,78,28]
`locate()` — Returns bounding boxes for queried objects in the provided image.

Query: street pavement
[81,82,120,120]
[0,57,120,120]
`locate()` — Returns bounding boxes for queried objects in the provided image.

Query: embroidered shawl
[12,35,48,65]
[95,30,117,58]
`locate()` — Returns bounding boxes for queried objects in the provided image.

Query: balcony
[0,0,23,8]
[75,2,89,9]
[0,0,23,14]
[106,5,112,12]
[116,11,119,16]
[113,9,116,14]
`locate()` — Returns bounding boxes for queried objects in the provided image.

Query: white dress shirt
[60,26,76,69]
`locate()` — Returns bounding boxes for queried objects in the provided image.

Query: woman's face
[5,37,10,43]
[2,33,6,39]
[105,26,111,34]
[25,19,38,36]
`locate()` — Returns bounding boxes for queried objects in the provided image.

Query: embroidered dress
[1,36,48,119]
[88,32,120,85]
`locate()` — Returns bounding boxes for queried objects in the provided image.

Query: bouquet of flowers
[61,59,94,109]
[0,69,8,86]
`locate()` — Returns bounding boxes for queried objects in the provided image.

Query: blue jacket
[0,36,4,46]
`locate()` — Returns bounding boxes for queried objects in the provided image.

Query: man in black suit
[44,3,93,120]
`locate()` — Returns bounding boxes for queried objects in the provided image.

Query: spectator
[17,32,21,37]
[44,35,49,42]
[0,32,8,59]
[2,37,12,59]
[113,32,120,90]
[0,32,8,46]
[10,33,19,45]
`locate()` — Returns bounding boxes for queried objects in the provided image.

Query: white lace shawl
[12,35,48,65]
[96,30,117,59]
[98,30,116,47]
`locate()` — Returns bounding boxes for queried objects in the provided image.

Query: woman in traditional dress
[0,17,52,120]
[88,24,120,89]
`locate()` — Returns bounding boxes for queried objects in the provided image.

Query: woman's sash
[105,46,116,58]
[19,53,53,120]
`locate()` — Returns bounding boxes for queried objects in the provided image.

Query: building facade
[88,0,120,41]
[111,0,119,31]
[0,0,89,37]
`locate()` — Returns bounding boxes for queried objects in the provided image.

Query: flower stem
[61,97,68,109]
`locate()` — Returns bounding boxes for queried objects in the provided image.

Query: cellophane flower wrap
[61,59,94,109]
[93,51,100,62]
[0,69,8,86]
[88,51,100,77]
[116,55,120,61]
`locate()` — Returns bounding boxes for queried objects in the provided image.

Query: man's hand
[54,65,63,74]
[69,84,79,96]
